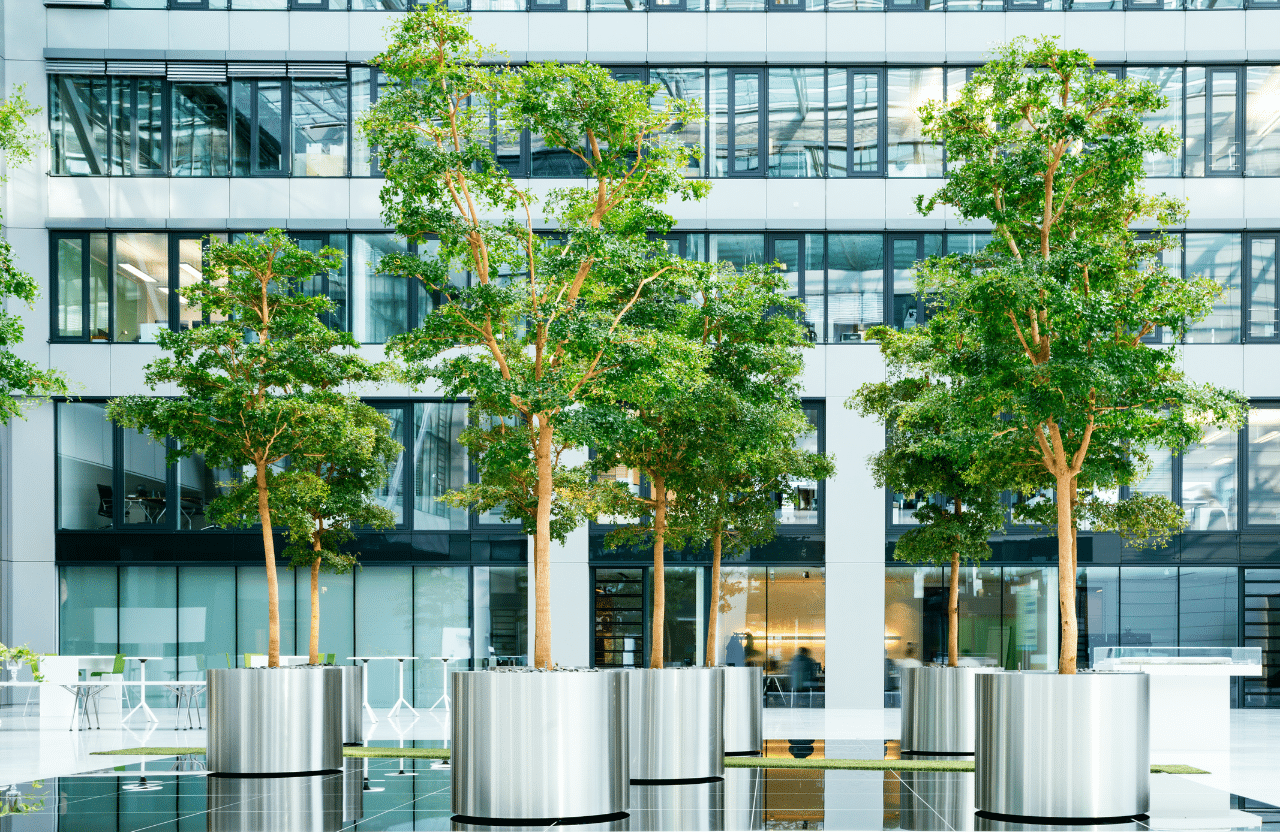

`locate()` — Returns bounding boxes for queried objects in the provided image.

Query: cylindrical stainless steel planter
[337,664,363,745]
[206,773,343,832]
[900,771,973,831]
[975,671,1150,821]
[722,666,763,756]
[722,767,763,831]
[626,779,725,831]
[900,666,992,755]
[627,667,724,782]
[207,667,343,775]
[451,668,629,822]
[342,757,363,824]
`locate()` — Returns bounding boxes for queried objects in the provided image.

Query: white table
[429,657,470,711]
[0,681,206,731]
[122,657,163,724]
[350,656,417,720]
[247,655,311,667]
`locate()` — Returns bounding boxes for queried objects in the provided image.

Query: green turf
[89,747,1207,775]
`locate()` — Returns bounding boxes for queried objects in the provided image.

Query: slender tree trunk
[309,540,322,666]
[648,473,666,670]
[704,528,722,668]
[1056,473,1078,674]
[948,551,960,669]
[255,461,280,668]
[532,418,554,670]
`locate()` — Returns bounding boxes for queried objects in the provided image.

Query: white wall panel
[1242,346,1280,398]
[228,11,289,51]
[884,14,944,60]
[825,179,886,227]
[50,344,113,396]
[1182,345,1245,393]
[170,10,229,52]
[47,8,106,49]
[528,12,587,61]
[1243,179,1280,225]
[48,178,110,219]
[7,61,49,230]
[111,179,170,220]
[1125,11,1186,58]
[550,537,590,669]
[289,12,349,52]
[885,178,943,224]
[6,228,51,365]
[1185,10,1245,56]
[4,4,45,61]
[170,179,230,220]
[1062,12,1125,59]
[110,346,170,397]
[706,14,766,62]
[290,179,350,220]
[647,12,706,61]
[470,12,531,61]
[348,12,397,53]
[943,11,1004,61]
[1005,10,1063,42]
[1244,9,1280,54]
[107,10,167,50]
[826,12,885,61]
[765,179,828,228]
[586,13,648,61]
[349,179,385,223]
[764,13,826,62]
[824,561,885,709]
[1183,178,1245,221]
[704,178,767,227]
[228,178,290,220]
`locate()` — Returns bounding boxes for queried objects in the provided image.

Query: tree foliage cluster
[362,6,831,670]
[853,38,1247,673]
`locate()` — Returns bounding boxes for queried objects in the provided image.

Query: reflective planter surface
[975,671,1150,821]
[206,771,343,832]
[723,666,763,756]
[627,667,724,782]
[451,668,629,822]
[206,666,343,775]
[900,665,994,755]
[337,664,363,745]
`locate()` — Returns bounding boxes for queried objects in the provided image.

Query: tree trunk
[704,528,722,668]
[255,461,280,669]
[948,549,960,668]
[309,541,321,666]
[532,417,555,670]
[648,473,666,670]
[1056,473,1078,674]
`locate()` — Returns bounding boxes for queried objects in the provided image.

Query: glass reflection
[1247,66,1280,177]
[886,68,944,177]
[1183,423,1238,530]
[58,402,114,530]
[291,78,348,177]
[768,68,826,177]
[1249,408,1280,524]
[1185,233,1242,343]
[651,68,707,177]
[827,233,883,343]
[113,232,169,343]
[206,772,343,831]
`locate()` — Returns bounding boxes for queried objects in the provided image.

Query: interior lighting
[119,263,156,283]
[179,263,202,279]
[1256,431,1280,444]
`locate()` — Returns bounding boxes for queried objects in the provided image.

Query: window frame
[726,68,767,179]
[1204,66,1245,178]
[1243,403,1280,529]
[843,68,885,178]
[232,77,292,178]
[1244,232,1280,343]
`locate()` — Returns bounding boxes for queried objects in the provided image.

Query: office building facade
[3,0,1279,711]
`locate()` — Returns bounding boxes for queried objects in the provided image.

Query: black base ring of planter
[724,751,762,757]
[452,811,628,826]
[206,769,343,779]
[900,750,973,757]
[975,810,1149,826]
[629,775,725,785]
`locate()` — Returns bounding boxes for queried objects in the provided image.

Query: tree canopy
[108,230,395,667]
[876,38,1248,673]
[360,6,708,668]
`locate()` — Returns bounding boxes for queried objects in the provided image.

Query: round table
[349,656,418,720]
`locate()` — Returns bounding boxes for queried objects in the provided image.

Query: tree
[360,6,707,669]
[883,37,1248,674]
[850,370,1006,668]
[107,230,391,668]
[590,263,834,669]
[0,88,68,418]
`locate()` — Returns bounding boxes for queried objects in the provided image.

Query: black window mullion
[106,233,116,343]
[112,422,125,528]
[82,233,92,341]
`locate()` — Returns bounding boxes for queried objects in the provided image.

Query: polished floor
[1,707,1277,831]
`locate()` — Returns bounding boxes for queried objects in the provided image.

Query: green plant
[0,643,43,682]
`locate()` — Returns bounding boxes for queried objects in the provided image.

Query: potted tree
[850,371,1006,756]
[361,7,705,821]
[889,38,1248,821]
[274,398,400,744]
[109,231,390,776]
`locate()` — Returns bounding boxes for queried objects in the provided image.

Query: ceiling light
[180,263,202,279]
[1256,430,1280,444]
[120,263,157,283]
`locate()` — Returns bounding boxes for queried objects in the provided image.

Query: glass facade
[49,63,1280,180]
[86,0,1280,9]
[59,564,528,708]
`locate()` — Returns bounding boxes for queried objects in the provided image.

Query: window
[827,233,883,342]
[768,68,827,178]
[112,233,170,343]
[886,68,944,178]
[776,403,823,525]
[290,78,349,176]
[650,69,707,178]
[1127,67,1183,177]
[1184,233,1242,343]
[50,75,109,175]
[710,69,765,177]
[889,234,942,330]
[1246,66,1280,177]
[52,233,109,341]
[1247,234,1279,340]
[110,78,165,175]
[232,79,288,176]
[352,234,413,343]
[171,82,231,177]
[1247,407,1280,525]
[1182,423,1238,531]
[294,233,349,332]
[1187,67,1244,176]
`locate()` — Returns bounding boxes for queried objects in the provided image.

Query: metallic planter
[900,665,992,755]
[207,667,343,775]
[336,664,363,745]
[722,666,763,756]
[975,671,1150,821]
[627,667,724,782]
[451,669,629,822]
[900,771,972,831]
[206,772,343,832]
[342,757,363,824]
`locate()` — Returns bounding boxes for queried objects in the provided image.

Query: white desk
[429,657,466,711]
[37,656,118,728]
[350,656,417,720]
[122,657,163,724]
[0,681,205,731]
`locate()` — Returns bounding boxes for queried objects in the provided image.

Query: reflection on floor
[2,752,1276,832]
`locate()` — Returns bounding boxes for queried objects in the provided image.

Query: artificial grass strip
[89,747,1207,775]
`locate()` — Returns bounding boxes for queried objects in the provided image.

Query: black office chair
[96,484,126,527]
